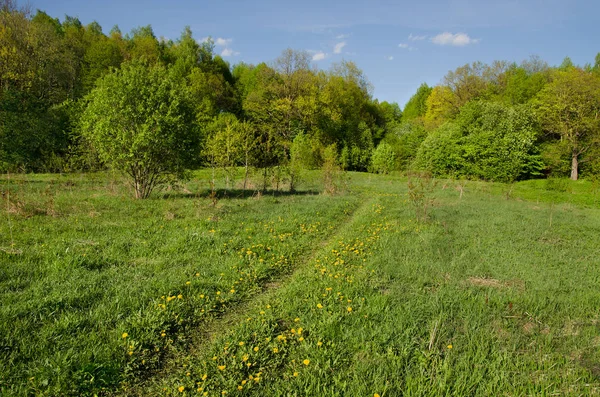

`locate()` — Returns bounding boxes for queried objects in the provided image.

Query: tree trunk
[570,152,579,180]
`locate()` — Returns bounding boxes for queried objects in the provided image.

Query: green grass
[1,170,600,396]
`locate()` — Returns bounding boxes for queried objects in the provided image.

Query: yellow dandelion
[122,333,128,339]
[317,303,323,309]
[186,281,191,285]
[447,344,453,349]
[178,386,185,392]
[273,347,279,353]
[239,341,244,346]
[218,365,226,371]
[317,341,323,347]
[293,371,299,377]
[238,386,243,390]
[202,374,207,381]
[299,337,304,342]
[294,317,300,322]
[303,359,310,365]
[347,307,353,312]
[177,294,183,299]
[253,347,259,352]
[374,394,381,397]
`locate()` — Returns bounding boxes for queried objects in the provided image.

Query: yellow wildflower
[122,333,128,339]
[178,386,185,392]
[218,365,226,371]
[303,359,310,365]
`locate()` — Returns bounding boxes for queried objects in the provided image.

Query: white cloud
[431,32,480,46]
[221,48,240,57]
[388,56,394,61]
[336,34,349,39]
[398,43,409,49]
[333,41,346,54]
[215,37,233,46]
[409,33,427,41]
[312,51,327,61]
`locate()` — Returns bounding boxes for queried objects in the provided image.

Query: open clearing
[1,171,600,396]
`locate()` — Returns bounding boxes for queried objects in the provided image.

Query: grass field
[1,170,600,396]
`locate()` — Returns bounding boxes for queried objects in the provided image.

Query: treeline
[2,1,600,194]
[0,2,397,179]
[394,56,600,182]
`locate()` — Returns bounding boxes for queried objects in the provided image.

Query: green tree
[80,60,199,198]
[370,142,396,174]
[535,68,600,180]
[403,83,432,121]
[415,101,543,181]
[423,85,456,129]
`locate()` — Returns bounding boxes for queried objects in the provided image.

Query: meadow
[1,170,600,396]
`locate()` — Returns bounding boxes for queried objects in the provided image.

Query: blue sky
[33,0,600,107]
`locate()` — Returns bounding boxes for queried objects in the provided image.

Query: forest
[1,0,600,198]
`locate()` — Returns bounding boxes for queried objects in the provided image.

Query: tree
[370,142,396,174]
[403,83,432,121]
[443,62,488,111]
[203,113,244,189]
[80,60,199,198]
[415,101,543,182]
[423,85,455,129]
[535,68,600,180]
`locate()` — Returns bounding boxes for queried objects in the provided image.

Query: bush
[370,142,396,174]
[414,101,543,182]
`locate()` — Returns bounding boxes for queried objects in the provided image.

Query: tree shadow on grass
[158,188,321,200]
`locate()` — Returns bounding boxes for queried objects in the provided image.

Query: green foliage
[80,60,200,198]
[534,67,600,180]
[415,101,543,181]
[403,83,432,121]
[382,121,428,171]
[370,142,396,174]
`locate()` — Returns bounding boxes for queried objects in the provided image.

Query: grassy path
[131,181,600,396]
[122,196,376,395]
